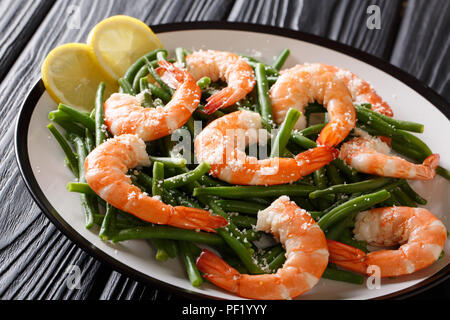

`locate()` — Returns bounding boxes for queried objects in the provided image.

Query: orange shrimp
[185,50,255,114]
[194,110,338,185]
[327,207,447,277]
[339,135,439,180]
[84,134,227,232]
[270,63,356,147]
[319,63,393,117]
[196,196,329,300]
[103,60,201,141]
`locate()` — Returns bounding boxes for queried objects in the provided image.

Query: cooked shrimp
[270,63,356,147]
[84,134,227,232]
[196,196,329,299]
[327,207,447,277]
[186,50,255,114]
[103,60,201,141]
[194,110,337,185]
[314,63,394,117]
[339,135,439,180]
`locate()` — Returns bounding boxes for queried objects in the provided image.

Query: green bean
[332,158,360,182]
[298,123,327,137]
[66,182,96,195]
[436,166,450,181]
[229,215,257,228]
[84,128,95,153]
[179,241,203,287]
[111,225,225,246]
[160,239,179,258]
[289,131,317,149]
[152,161,165,197]
[151,239,169,261]
[58,104,96,132]
[140,79,154,108]
[132,65,149,93]
[193,184,327,199]
[175,47,187,67]
[214,200,266,215]
[243,58,279,76]
[313,167,332,210]
[94,82,107,146]
[123,49,168,84]
[48,109,72,122]
[205,200,263,274]
[147,82,171,103]
[338,229,368,253]
[145,57,174,96]
[392,188,417,207]
[309,177,392,199]
[292,197,316,212]
[399,181,427,205]
[270,108,301,157]
[118,78,136,95]
[99,204,117,240]
[255,63,273,125]
[322,265,364,285]
[271,48,290,71]
[163,162,211,189]
[318,189,391,230]
[359,105,424,133]
[268,251,286,271]
[73,135,95,228]
[326,164,345,186]
[267,76,278,86]
[149,156,187,168]
[326,213,356,240]
[197,76,211,90]
[47,123,79,178]
[355,105,399,139]
[53,118,86,137]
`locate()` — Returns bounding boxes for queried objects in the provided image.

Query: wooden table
[1,0,448,300]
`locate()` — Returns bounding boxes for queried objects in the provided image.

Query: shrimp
[270,63,356,147]
[302,63,393,117]
[185,50,255,114]
[327,207,447,277]
[103,60,201,141]
[339,135,439,180]
[196,196,329,300]
[84,134,227,232]
[194,110,338,185]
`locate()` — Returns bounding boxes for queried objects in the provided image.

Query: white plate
[15,22,450,300]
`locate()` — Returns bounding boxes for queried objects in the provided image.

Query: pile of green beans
[48,47,443,291]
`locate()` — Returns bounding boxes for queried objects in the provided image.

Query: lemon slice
[41,43,117,111]
[88,15,163,80]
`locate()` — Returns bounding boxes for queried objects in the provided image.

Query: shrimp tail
[204,87,241,114]
[423,154,440,170]
[327,239,368,274]
[196,249,240,293]
[155,60,187,89]
[169,206,228,233]
[295,146,338,175]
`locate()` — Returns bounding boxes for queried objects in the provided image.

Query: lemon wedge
[41,43,117,111]
[88,15,163,80]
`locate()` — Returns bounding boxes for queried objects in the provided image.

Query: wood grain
[228,0,402,58]
[0,0,233,300]
[0,0,54,82]
[390,0,450,102]
[0,0,448,300]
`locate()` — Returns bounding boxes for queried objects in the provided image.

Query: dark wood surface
[0,0,448,300]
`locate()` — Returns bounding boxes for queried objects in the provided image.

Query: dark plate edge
[14,21,450,301]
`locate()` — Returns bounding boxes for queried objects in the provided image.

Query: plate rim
[14,21,450,300]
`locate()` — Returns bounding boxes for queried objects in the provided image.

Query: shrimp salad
[47,43,449,300]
